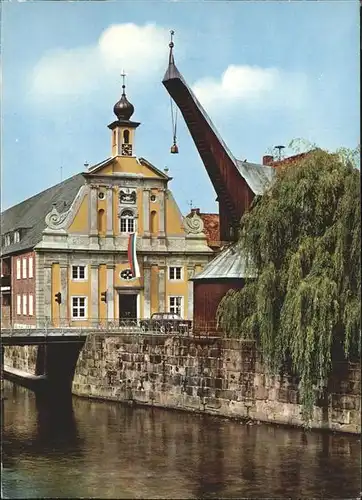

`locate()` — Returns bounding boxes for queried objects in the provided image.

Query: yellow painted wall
[68,265,90,327]
[165,192,185,236]
[114,263,141,288]
[51,263,60,327]
[165,265,188,317]
[111,156,160,178]
[68,194,89,233]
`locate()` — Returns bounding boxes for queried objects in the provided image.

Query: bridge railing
[1,317,226,338]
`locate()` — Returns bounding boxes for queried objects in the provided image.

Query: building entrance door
[118,294,137,323]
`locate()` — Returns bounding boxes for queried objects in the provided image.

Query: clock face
[121,143,132,156]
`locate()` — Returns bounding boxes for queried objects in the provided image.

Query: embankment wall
[4,334,361,433]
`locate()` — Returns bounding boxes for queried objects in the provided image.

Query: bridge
[1,318,221,399]
[1,329,88,346]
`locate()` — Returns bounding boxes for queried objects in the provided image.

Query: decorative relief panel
[183,212,204,234]
[43,185,87,232]
[119,188,136,204]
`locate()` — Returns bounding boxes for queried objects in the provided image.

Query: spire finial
[113,70,134,121]
[169,30,175,65]
[121,69,126,95]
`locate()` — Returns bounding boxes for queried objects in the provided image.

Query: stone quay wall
[71,333,360,434]
[4,346,38,374]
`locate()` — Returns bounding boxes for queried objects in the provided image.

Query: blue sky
[1,0,359,214]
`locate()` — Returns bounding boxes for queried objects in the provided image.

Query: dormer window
[14,231,20,243]
[120,209,135,233]
[4,234,11,246]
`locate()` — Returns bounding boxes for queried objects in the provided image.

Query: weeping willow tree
[217,143,361,424]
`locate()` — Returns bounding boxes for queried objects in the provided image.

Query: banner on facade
[127,232,140,278]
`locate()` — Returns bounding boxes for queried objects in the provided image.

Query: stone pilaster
[43,265,52,324]
[89,186,98,235]
[158,266,166,312]
[91,265,99,323]
[143,189,150,236]
[143,264,151,318]
[187,266,195,320]
[106,187,113,236]
[159,189,166,236]
[59,264,68,323]
[106,265,115,320]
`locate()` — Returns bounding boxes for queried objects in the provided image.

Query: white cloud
[192,64,309,113]
[30,23,170,102]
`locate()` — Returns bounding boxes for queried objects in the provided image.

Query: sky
[1,0,359,214]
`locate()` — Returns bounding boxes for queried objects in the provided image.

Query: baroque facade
[0,82,215,328]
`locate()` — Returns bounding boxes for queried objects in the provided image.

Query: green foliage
[217,145,361,425]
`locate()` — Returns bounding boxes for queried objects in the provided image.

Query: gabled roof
[1,174,85,257]
[86,155,171,180]
[192,244,254,280]
[163,58,275,196]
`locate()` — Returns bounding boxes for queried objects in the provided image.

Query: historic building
[0,80,216,328]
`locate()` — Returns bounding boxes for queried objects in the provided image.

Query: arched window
[98,209,106,235]
[123,129,130,144]
[120,210,135,233]
[150,210,158,235]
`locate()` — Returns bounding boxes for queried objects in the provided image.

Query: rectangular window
[5,234,11,246]
[72,265,86,280]
[28,257,34,279]
[169,296,183,317]
[169,266,182,281]
[14,231,20,243]
[120,217,134,233]
[16,259,21,279]
[22,258,27,279]
[72,297,87,319]
[17,295,21,315]
[22,294,27,316]
[28,294,34,316]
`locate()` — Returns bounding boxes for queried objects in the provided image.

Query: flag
[127,232,140,278]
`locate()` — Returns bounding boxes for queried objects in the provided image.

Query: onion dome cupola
[107,71,140,157]
[113,83,134,121]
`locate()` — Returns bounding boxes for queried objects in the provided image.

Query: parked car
[140,312,191,334]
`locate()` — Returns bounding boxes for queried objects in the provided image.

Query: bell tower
[108,71,140,157]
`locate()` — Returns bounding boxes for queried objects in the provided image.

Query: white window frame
[168,296,183,317]
[28,294,34,316]
[5,234,11,246]
[71,265,87,281]
[22,258,27,279]
[71,296,87,320]
[28,257,34,279]
[168,266,183,281]
[14,231,20,243]
[16,295,21,315]
[16,259,21,280]
[22,294,27,316]
[120,209,135,233]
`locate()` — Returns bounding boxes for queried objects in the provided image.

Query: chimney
[191,208,200,215]
[262,155,274,166]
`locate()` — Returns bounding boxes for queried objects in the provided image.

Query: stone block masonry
[71,334,361,434]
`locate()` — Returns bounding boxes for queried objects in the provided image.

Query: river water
[1,380,361,499]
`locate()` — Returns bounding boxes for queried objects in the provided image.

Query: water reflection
[2,380,361,499]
